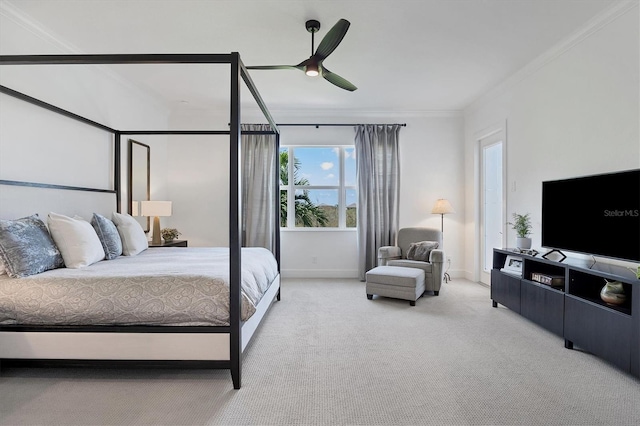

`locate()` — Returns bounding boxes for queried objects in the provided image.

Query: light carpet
[1,278,639,425]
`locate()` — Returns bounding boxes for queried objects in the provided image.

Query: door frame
[474,121,507,284]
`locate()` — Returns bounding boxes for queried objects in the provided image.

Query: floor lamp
[431,199,455,283]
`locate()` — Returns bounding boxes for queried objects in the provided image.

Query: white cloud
[332,148,340,157]
[320,162,334,170]
[325,173,335,179]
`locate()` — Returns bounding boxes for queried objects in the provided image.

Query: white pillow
[112,212,148,256]
[47,212,105,268]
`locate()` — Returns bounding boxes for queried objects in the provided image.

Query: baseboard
[281,269,359,279]
[446,269,465,279]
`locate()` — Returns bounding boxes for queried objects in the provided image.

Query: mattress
[0,247,278,327]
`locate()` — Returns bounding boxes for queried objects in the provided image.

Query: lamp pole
[431,199,454,283]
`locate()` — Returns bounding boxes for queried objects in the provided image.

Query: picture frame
[501,255,523,277]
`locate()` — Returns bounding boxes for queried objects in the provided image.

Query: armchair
[378,227,445,295]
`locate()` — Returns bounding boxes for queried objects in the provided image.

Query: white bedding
[0,247,278,326]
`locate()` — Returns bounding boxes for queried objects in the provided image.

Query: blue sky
[284,147,357,206]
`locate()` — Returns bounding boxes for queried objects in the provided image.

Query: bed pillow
[112,212,148,256]
[406,241,439,262]
[91,213,123,260]
[0,214,65,278]
[47,212,105,268]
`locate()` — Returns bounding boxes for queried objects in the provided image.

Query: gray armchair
[378,227,445,295]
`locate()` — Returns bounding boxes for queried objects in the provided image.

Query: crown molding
[1,0,81,53]
[236,107,463,119]
[465,0,639,114]
[0,0,170,113]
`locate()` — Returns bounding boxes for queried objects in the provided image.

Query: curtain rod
[277,123,406,128]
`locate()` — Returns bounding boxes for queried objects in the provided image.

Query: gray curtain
[355,124,401,280]
[241,124,276,252]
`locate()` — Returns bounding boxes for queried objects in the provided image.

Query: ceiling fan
[247,19,357,92]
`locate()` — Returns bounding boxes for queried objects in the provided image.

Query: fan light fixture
[305,62,319,77]
[246,19,357,91]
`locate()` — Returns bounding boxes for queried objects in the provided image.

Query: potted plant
[160,228,181,242]
[509,213,532,249]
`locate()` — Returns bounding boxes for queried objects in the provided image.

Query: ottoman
[366,266,425,306]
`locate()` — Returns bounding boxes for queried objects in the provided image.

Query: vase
[600,281,627,306]
[163,237,174,243]
[516,237,532,249]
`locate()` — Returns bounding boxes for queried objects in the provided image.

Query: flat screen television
[541,169,640,262]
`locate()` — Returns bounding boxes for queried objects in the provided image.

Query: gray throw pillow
[0,214,65,277]
[91,213,123,260]
[406,241,439,262]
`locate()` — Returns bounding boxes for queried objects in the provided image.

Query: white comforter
[0,247,278,326]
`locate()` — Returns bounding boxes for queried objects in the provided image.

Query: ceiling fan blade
[246,65,303,71]
[314,19,350,61]
[321,66,357,91]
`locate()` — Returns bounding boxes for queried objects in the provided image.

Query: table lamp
[141,200,172,245]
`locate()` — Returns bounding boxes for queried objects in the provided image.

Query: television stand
[542,249,566,262]
[491,248,638,378]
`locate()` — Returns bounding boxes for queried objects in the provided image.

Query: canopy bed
[0,53,280,389]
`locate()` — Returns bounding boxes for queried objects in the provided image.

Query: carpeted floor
[1,278,639,425]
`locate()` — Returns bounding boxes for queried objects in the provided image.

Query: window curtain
[355,124,401,280]
[241,124,276,252]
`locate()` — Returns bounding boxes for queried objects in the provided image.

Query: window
[280,146,357,228]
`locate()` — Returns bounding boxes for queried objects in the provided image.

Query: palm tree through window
[280,146,356,228]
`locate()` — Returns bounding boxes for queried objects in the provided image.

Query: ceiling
[2,0,619,115]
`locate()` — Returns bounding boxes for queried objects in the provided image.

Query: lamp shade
[131,201,140,217]
[140,200,172,217]
[431,199,455,215]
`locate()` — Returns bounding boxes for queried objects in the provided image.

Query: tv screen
[541,169,640,262]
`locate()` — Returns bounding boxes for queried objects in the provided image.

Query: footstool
[366,266,425,306]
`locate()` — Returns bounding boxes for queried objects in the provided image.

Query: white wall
[165,134,230,247]
[167,110,464,278]
[463,4,639,280]
[0,2,467,279]
[0,5,170,220]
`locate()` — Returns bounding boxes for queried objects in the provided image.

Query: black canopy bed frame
[0,53,280,389]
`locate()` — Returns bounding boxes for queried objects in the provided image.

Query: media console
[491,248,639,377]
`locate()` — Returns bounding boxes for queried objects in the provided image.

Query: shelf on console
[566,293,632,316]
[568,269,633,316]
[521,278,565,293]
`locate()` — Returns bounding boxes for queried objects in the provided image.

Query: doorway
[479,131,505,285]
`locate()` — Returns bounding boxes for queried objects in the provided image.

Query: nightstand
[149,239,188,248]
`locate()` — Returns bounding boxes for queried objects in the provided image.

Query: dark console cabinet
[520,279,564,337]
[564,295,631,371]
[491,248,639,377]
[491,269,521,313]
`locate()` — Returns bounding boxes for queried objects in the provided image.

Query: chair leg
[367,294,373,300]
